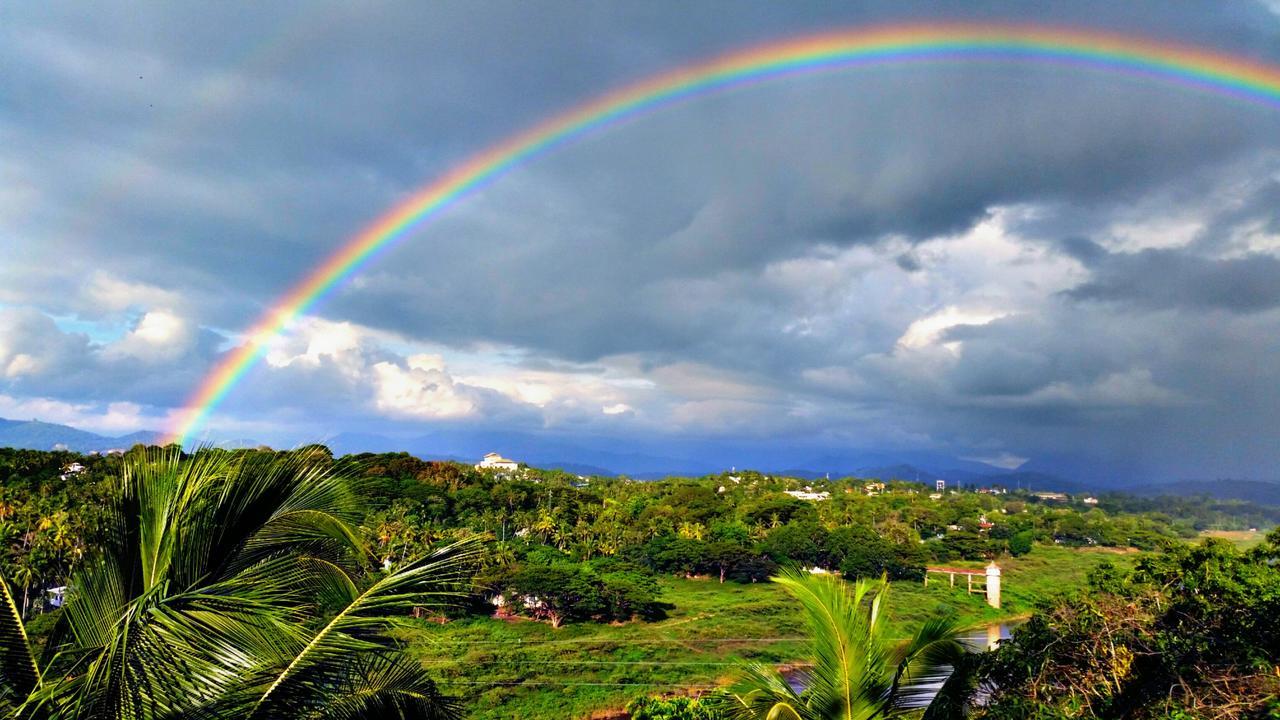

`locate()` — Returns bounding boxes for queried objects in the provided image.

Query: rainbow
[165,22,1280,445]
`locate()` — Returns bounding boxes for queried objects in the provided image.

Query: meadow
[1199,528,1269,550]
[399,545,1135,720]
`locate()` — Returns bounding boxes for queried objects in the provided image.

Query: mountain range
[0,418,163,453]
[1,417,1275,502]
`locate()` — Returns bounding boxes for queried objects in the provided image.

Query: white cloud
[0,394,173,435]
[897,306,1009,351]
[263,318,364,374]
[4,354,39,378]
[102,310,194,363]
[85,273,186,316]
[371,360,478,419]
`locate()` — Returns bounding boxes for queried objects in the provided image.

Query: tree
[503,564,600,628]
[1007,530,1035,557]
[597,570,664,621]
[0,447,474,720]
[724,570,966,719]
[761,523,829,567]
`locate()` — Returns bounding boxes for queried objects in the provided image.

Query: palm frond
[248,539,478,719]
[723,662,809,720]
[301,652,461,720]
[885,615,968,714]
[918,652,982,720]
[0,575,41,700]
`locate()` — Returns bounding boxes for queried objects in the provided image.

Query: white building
[1082,496,1099,505]
[60,462,86,481]
[476,452,519,471]
[785,488,831,501]
[935,479,946,492]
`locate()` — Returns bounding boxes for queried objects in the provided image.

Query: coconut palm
[0,447,475,720]
[725,570,967,720]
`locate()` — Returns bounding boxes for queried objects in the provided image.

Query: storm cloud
[3,1,1280,481]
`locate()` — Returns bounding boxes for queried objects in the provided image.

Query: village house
[785,487,831,501]
[475,452,519,471]
[60,462,86,481]
[1032,491,1069,502]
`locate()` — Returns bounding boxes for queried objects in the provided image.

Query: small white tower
[985,562,1002,609]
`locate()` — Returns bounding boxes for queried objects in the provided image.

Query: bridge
[924,562,1001,608]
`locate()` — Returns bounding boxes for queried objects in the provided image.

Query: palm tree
[725,570,966,720]
[0,447,475,720]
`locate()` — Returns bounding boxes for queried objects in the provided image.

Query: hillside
[1127,478,1280,506]
[0,418,164,452]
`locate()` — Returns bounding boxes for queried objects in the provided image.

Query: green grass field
[1199,529,1269,550]
[396,545,1135,719]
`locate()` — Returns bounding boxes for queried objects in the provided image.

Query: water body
[782,622,1020,708]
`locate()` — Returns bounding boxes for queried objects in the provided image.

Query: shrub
[626,695,726,720]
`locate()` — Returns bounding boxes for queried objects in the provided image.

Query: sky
[3,1,1280,481]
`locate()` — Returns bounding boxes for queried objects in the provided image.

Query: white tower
[985,562,1002,609]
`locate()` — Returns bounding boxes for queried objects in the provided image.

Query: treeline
[1098,491,1280,531]
[4,446,1275,629]
[348,452,1216,626]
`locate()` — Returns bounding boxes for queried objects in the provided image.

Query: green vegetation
[1199,528,1269,550]
[722,570,966,719]
[0,446,1273,719]
[0,448,473,720]
[970,531,1280,719]
[393,546,1131,720]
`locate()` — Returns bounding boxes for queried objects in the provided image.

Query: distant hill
[4,417,1270,504]
[0,418,164,453]
[1127,479,1280,506]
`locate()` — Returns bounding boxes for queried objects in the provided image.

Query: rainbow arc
[165,23,1280,445]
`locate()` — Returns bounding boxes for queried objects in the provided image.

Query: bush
[626,695,726,720]
[976,536,1280,718]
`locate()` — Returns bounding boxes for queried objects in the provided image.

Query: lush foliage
[491,559,665,627]
[4,448,1256,621]
[0,447,474,720]
[723,571,967,720]
[627,696,726,720]
[2,446,1274,719]
[971,530,1280,719]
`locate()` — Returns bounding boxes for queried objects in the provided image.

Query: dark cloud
[1066,249,1280,313]
[4,1,1280,481]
